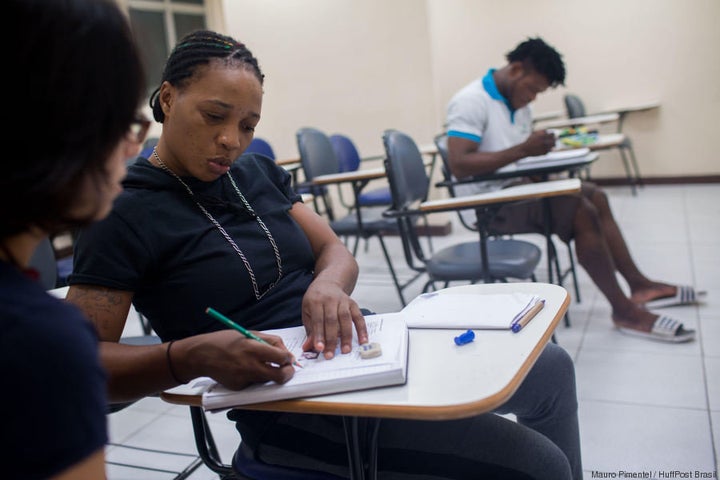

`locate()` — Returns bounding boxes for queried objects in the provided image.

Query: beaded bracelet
[166,340,185,384]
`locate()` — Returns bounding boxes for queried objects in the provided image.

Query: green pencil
[205,307,302,368]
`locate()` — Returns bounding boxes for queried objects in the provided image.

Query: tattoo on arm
[67,285,132,339]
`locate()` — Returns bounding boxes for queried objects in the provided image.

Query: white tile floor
[106,184,719,480]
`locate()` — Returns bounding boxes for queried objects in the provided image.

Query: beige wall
[427,0,720,178]
[217,0,718,178]
[223,0,437,161]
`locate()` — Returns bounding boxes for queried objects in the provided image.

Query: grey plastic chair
[296,127,408,305]
[564,94,586,119]
[382,129,541,295]
[433,133,582,312]
[563,93,642,194]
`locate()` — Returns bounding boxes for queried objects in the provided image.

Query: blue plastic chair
[244,137,276,160]
[139,136,159,159]
[242,137,318,201]
[329,134,392,208]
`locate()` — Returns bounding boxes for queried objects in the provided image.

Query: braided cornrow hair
[149,30,264,123]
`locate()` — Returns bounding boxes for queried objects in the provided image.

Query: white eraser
[359,342,382,359]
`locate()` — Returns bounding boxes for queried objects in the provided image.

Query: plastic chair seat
[358,187,392,206]
[232,444,344,480]
[329,206,399,237]
[426,239,541,281]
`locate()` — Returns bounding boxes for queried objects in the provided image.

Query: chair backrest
[433,133,453,182]
[382,129,436,274]
[564,94,586,118]
[296,127,341,181]
[139,136,159,159]
[244,137,276,160]
[329,134,362,173]
[433,132,478,232]
[28,237,58,290]
[382,129,429,210]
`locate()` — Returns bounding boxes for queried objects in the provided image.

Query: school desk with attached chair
[433,136,597,321]
[163,282,569,480]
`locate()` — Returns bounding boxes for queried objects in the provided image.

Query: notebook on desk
[516,147,591,165]
[402,291,544,330]
[165,313,409,411]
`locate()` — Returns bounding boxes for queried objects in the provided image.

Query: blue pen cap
[454,329,475,346]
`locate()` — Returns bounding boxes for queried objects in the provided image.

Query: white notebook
[402,291,543,329]
[516,147,591,164]
[165,313,409,411]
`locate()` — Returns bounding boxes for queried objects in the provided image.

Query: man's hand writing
[523,130,556,156]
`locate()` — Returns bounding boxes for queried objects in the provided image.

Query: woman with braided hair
[67,30,583,480]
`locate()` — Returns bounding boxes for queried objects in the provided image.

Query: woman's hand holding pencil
[206,307,303,368]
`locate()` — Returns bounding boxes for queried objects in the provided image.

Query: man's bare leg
[587,187,677,305]
[571,197,661,332]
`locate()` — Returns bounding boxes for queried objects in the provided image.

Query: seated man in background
[445,36,700,343]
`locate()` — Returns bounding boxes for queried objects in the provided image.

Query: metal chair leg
[189,406,238,479]
[624,140,643,190]
[376,235,406,307]
[343,417,365,480]
[618,147,637,196]
[566,241,581,303]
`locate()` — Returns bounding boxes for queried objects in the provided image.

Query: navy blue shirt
[1,262,107,479]
[70,153,316,340]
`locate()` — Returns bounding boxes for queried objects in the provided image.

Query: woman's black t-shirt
[70,153,315,339]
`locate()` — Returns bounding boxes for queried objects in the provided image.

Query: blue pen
[205,307,302,368]
[511,299,545,333]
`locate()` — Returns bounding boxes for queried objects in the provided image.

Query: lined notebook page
[182,312,409,411]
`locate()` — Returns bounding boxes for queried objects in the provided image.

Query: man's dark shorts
[487,180,598,243]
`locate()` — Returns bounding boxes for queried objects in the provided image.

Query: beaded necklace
[152,149,282,300]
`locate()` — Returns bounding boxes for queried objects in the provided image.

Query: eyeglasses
[127,115,151,145]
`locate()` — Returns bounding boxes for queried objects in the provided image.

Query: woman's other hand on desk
[522,130,556,156]
[301,278,368,360]
[177,330,296,390]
